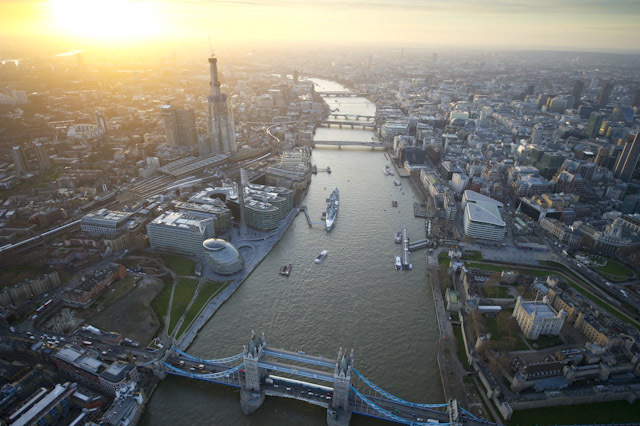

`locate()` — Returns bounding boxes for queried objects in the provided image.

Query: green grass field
[176,280,231,337]
[527,334,563,349]
[595,258,634,280]
[162,255,196,276]
[167,277,199,335]
[453,326,471,371]
[481,286,512,298]
[152,282,172,320]
[462,251,483,261]
[508,400,640,425]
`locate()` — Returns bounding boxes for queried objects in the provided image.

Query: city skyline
[1,1,640,424]
[1,0,640,55]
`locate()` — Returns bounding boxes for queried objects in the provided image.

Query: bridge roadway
[166,355,456,424]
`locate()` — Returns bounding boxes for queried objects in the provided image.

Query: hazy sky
[1,0,639,54]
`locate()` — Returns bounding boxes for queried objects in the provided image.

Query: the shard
[208,55,236,154]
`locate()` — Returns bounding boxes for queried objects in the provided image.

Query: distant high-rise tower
[207,55,236,154]
[613,133,640,182]
[34,142,50,170]
[95,109,107,133]
[293,70,299,84]
[531,124,544,144]
[11,145,28,175]
[526,84,535,96]
[586,112,604,139]
[598,81,613,107]
[160,105,197,147]
[632,88,640,108]
[570,80,584,108]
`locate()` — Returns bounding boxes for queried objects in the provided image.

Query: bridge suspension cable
[352,369,448,409]
[351,386,450,426]
[172,347,243,364]
[162,361,244,379]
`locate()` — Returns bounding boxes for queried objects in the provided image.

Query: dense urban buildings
[0,44,640,426]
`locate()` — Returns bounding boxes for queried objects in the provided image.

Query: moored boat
[326,188,339,231]
[395,232,402,244]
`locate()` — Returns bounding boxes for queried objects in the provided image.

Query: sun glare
[49,0,161,41]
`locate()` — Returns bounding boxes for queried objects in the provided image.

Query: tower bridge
[152,333,495,426]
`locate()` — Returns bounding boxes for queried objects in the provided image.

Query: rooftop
[466,203,505,227]
[100,362,134,383]
[520,300,559,319]
[149,211,213,233]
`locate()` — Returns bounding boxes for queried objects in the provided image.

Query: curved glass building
[202,238,244,275]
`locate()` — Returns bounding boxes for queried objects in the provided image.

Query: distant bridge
[319,91,372,97]
[312,141,391,149]
[328,113,375,121]
[152,333,494,426]
[317,120,376,130]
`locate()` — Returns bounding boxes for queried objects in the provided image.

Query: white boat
[395,256,402,270]
[315,250,328,263]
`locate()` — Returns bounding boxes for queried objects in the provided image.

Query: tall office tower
[633,88,640,108]
[531,124,544,144]
[11,145,28,175]
[570,80,584,108]
[95,109,107,133]
[585,112,604,139]
[160,105,197,147]
[537,93,549,110]
[34,142,50,170]
[526,84,535,96]
[613,133,640,182]
[597,81,613,107]
[207,55,236,154]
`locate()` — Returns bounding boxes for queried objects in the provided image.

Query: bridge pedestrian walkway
[263,348,335,368]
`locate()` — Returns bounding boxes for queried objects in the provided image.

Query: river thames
[141,79,443,426]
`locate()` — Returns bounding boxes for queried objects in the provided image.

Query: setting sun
[48,0,161,41]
